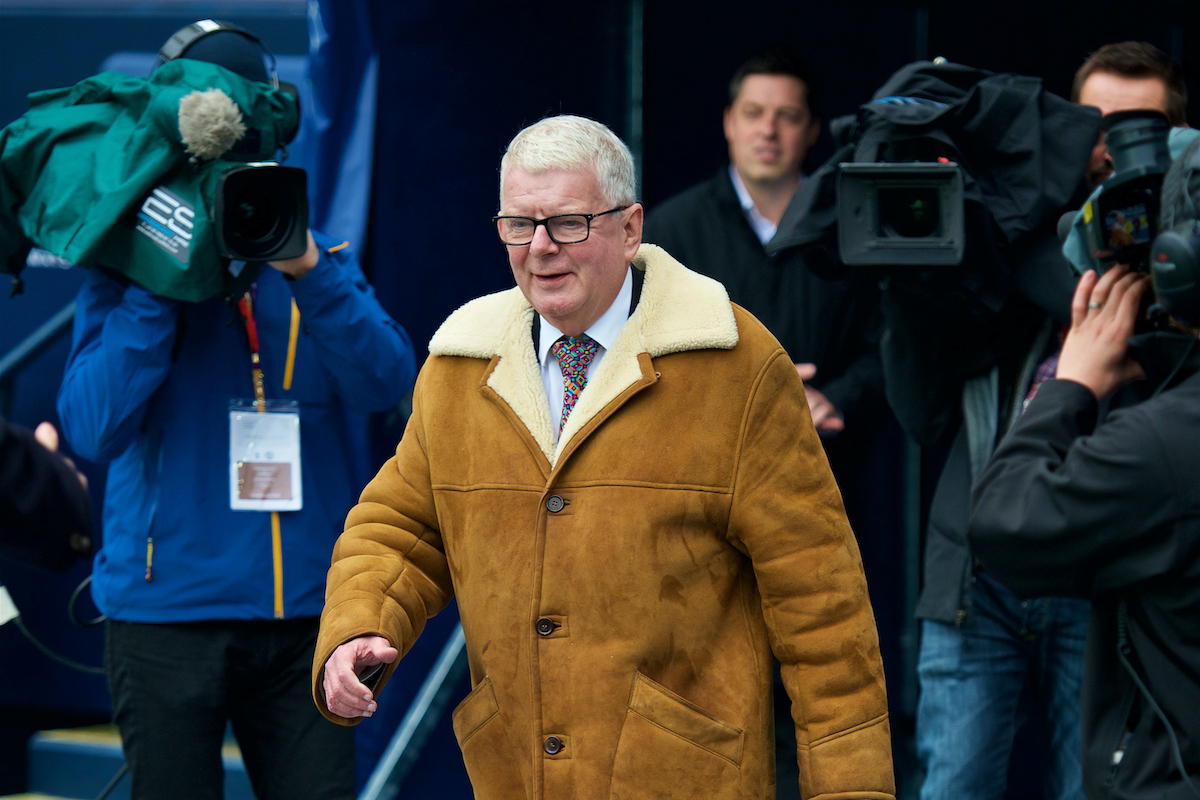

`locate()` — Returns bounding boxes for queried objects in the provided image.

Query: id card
[229,400,302,511]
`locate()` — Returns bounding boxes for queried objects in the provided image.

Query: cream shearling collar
[427,244,738,466]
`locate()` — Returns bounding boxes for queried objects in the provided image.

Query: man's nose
[760,113,779,138]
[528,221,559,255]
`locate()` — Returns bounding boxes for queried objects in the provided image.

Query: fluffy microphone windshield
[178,88,246,160]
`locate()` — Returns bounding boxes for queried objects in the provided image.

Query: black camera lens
[230,191,280,244]
[879,187,941,238]
[214,164,308,262]
[1101,111,1171,178]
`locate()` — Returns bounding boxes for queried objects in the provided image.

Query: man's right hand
[1057,264,1150,400]
[322,635,399,719]
[795,363,845,436]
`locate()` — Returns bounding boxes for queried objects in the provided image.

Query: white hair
[499,115,637,208]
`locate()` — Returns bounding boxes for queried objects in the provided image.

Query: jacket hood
[428,243,738,465]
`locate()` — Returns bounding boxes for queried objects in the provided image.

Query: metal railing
[358,622,468,800]
[0,300,75,419]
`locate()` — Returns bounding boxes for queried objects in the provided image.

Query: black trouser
[106,617,355,800]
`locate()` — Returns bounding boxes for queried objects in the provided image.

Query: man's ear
[623,203,644,262]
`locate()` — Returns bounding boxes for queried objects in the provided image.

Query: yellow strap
[282,299,300,391]
[271,511,284,619]
[274,301,300,615]
[327,241,350,253]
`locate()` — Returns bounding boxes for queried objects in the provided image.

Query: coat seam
[727,346,799,670]
[728,345,793,500]
[800,712,889,749]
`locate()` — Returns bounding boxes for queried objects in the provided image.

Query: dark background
[2,0,1197,796]
[640,1,1199,209]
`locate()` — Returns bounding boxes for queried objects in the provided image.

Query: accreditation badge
[229,400,302,511]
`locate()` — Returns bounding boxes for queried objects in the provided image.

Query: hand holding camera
[1058,265,1151,399]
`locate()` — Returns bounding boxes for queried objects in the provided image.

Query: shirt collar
[728,164,804,245]
[538,266,633,367]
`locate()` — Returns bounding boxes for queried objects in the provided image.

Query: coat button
[544,736,563,755]
[536,617,555,636]
[545,495,565,513]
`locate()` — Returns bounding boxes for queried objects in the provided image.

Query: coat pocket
[610,672,744,799]
[452,676,526,800]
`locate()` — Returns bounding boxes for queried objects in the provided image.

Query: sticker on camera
[134,185,194,263]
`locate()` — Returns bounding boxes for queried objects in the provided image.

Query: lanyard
[238,289,268,410]
[227,285,301,620]
[237,286,302,405]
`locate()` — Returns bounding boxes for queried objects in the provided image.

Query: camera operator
[879,43,1188,800]
[54,23,417,800]
[0,419,90,571]
[969,239,1199,796]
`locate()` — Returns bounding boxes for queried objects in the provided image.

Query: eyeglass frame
[492,206,630,246]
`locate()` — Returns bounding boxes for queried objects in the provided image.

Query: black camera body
[1062,111,1200,330]
[1080,110,1173,273]
[837,161,965,266]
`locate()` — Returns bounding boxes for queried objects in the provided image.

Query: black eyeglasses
[493,206,629,245]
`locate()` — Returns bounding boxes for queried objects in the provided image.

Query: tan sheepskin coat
[313,244,894,800]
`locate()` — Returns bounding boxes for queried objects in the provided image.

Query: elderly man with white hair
[313,114,894,800]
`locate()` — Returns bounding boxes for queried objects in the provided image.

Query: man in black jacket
[970,256,1199,798]
[970,128,1200,799]
[644,48,884,450]
[865,43,1187,800]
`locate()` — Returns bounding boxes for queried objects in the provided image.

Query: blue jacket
[58,231,416,622]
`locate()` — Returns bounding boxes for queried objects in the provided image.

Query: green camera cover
[0,58,299,301]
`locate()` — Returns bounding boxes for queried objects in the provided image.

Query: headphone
[157,19,299,159]
[1150,222,1200,329]
[1148,134,1200,330]
[157,19,281,90]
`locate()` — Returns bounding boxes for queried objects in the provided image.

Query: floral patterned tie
[550,334,600,435]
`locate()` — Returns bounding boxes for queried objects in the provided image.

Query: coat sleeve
[56,268,181,463]
[0,418,91,571]
[969,378,1191,598]
[727,348,894,800]
[285,231,416,414]
[312,365,453,725]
